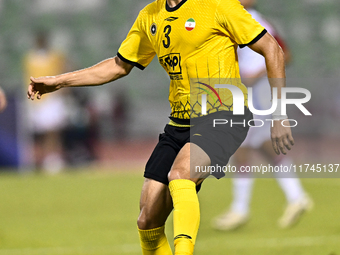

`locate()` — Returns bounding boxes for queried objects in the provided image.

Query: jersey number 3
[162,25,171,48]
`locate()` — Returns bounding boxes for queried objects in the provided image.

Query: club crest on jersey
[150,23,157,36]
[185,18,196,31]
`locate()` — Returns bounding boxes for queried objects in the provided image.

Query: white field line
[0,235,339,255]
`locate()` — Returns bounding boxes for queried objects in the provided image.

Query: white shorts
[28,93,68,133]
[241,77,272,149]
[241,116,271,149]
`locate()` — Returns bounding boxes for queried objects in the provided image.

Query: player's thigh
[144,124,189,185]
[168,142,211,183]
[138,178,173,230]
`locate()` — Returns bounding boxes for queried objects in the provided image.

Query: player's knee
[168,167,187,182]
[169,166,209,182]
[137,212,152,230]
[137,215,148,230]
[137,211,161,230]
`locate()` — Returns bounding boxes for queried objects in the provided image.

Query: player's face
[239,0,256,9]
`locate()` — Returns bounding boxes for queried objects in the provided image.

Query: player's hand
[271,120,295,155]
[0,88,7,112]
[27,76,61,100]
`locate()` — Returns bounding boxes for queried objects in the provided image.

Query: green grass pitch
[0,169,339,255]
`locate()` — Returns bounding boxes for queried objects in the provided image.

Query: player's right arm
[27,56,133,100]
[28,5,155,101]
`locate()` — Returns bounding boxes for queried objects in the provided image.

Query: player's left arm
[248,32,294,155]
[273,33,292,64]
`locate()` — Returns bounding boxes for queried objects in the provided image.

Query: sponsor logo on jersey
[185,18,196,31]
[150,23,157,36]
[165,17,179,22]
[159,53,183,80]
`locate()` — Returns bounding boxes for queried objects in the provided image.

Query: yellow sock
[169,179,200,255]
[138,225,173,255]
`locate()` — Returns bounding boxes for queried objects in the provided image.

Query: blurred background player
[0,86,7,113]
[23,30,69,173]
[212,0,313,230]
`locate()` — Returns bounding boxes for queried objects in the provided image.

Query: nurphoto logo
[200,85,311,116]
[198,83,311,128]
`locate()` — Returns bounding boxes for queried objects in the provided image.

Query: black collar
[166,0,187,12]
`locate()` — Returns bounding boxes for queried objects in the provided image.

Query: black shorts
[144,108,252,185]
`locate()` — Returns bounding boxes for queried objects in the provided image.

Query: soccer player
[0,86,7,113]
[212,0,313,231]
[23,31,68,173]
[27,0,294,254]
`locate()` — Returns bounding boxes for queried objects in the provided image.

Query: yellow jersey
[118,0,265,119]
